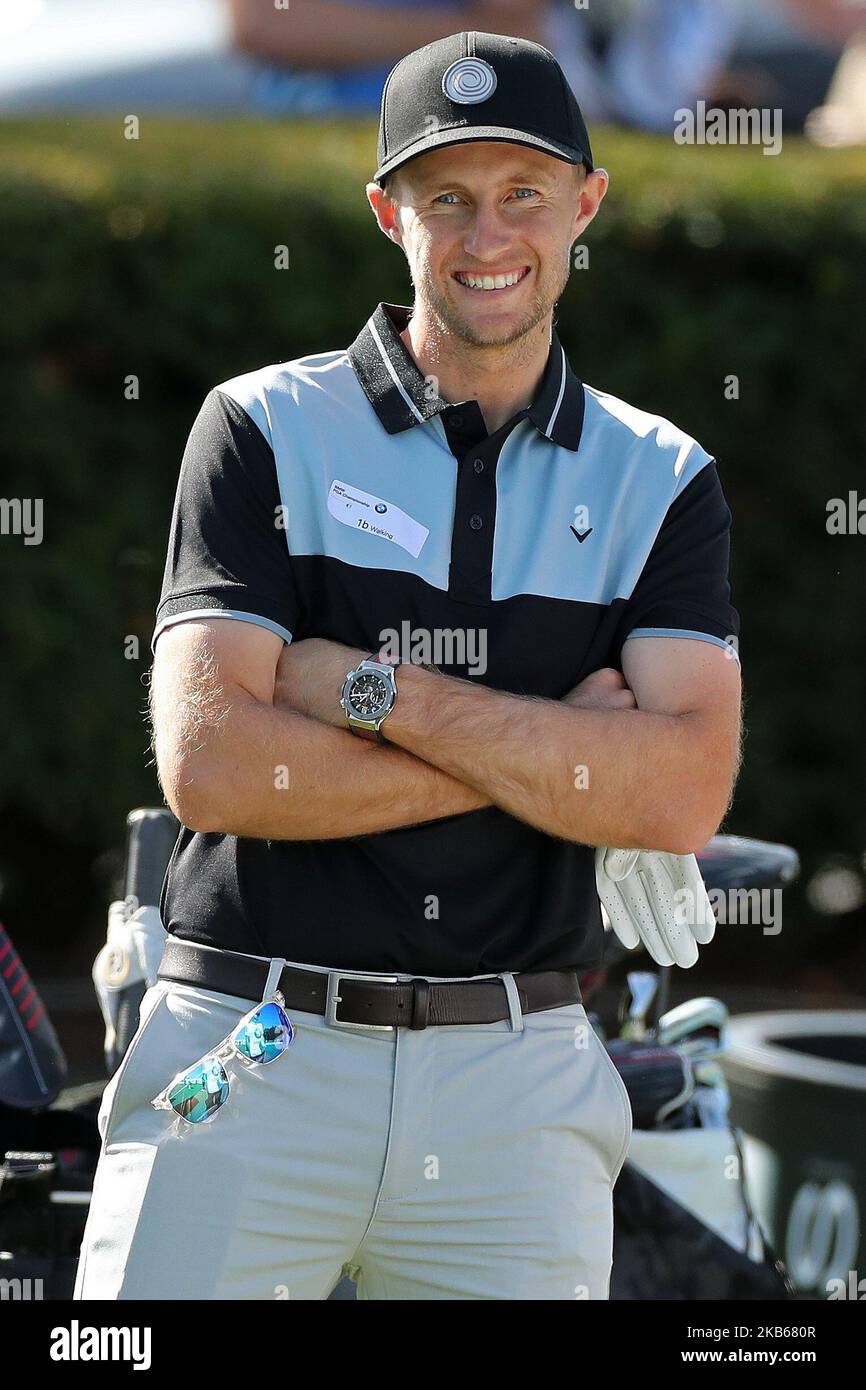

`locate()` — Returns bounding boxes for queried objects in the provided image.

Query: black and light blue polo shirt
[154,302,739,976]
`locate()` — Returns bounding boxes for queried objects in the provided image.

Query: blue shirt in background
[251,0,468,115]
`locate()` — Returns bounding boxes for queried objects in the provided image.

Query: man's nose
[461,206,514,262]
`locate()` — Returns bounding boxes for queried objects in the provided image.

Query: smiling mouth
[453,266,531,292]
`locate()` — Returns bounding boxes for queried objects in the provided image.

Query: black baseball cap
[375,31,594,184]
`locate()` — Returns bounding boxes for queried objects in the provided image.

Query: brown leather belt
[158,937,581,1031]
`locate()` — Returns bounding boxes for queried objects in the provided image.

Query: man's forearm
[229,0,544,70]
[382,665,726,855]
[174,687,489,840]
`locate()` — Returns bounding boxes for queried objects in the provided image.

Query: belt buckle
[325,972,399,1032]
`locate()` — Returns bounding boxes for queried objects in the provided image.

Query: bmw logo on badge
[442,58,497,105]
[375,503,388,514]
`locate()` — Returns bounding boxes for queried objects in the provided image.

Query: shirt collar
[347,302,585,452]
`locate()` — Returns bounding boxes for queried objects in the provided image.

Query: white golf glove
[595,846,715,968]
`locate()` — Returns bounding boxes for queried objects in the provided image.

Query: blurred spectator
[0,0,545,116]
[784,0,866,148]
[0,0,861,146]
[706,0,863,133]
[784,0,866,45]
[228,0,547,115]
[807,30,866,149]
[230,0,862,141]
[607,2,740,131]
[549,0,865,137]
[229,0,744,127]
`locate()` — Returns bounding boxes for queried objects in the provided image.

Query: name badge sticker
[327,480,429,559]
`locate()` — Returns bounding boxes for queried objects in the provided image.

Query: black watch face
[350,672,389,717]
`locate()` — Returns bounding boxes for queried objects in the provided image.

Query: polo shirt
[153,302,739,976]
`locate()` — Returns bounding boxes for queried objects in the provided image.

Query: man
[75,32,741,1301]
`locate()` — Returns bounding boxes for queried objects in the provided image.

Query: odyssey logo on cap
[441,57,497,105]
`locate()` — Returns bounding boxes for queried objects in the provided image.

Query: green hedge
[0,119,864,963]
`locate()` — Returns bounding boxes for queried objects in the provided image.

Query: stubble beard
[411,251,572,352]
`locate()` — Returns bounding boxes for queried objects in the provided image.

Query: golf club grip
[124,808,179,909]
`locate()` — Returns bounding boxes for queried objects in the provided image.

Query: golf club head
[696,836,799,894]
[656,996,728,1055]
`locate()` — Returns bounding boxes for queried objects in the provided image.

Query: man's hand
[274,637,366,726]
[595,846,716,968]
[564,667,637,712]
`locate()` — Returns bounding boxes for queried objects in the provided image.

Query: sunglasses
[151,994,294,1125]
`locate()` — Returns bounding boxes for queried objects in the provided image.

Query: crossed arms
[149,618,741,855]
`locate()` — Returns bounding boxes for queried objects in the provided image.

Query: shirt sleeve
[612,459,740,664]
[152,389,300,651]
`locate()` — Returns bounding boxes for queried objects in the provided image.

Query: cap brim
[374,126,593,183]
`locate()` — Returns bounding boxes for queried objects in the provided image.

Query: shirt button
[450,412,464,429]
[469,513,484,531]
[473,458,484,474]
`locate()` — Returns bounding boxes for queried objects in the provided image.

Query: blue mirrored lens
[167,1058,230,1123]
[232,1001,294,1064]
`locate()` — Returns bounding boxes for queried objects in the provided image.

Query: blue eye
[436,192,461,205]
[514,187,537,199]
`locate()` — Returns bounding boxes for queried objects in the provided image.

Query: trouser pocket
[586,1016,633,1183]
[97,981,172,1144]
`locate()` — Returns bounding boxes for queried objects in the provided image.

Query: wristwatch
[341,653,400,743]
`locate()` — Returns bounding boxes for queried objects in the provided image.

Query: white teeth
[456,269,526,290]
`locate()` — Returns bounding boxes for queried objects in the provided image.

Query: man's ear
[571,167,609,242]
[366,181,404,247]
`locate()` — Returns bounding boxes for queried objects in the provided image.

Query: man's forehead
[402,141,572,189]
